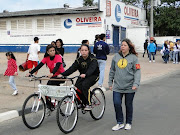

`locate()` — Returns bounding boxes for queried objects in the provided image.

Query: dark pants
[163,51,169,63]
[143,49,148,57]
[113,91,135,124]
[75,75,99,105]
[46,76,65,110]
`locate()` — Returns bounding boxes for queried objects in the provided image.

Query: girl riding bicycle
[27,44,65,111]
[58,44,100,111]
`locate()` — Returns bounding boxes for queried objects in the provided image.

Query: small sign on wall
[106,30,110,39]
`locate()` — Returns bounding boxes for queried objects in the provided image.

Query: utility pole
[150,0,154,37]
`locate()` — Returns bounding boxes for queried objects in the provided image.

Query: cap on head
[34,37,39,42]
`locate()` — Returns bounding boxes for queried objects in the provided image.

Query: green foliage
[83,0,94,7]
[154,6,180,36]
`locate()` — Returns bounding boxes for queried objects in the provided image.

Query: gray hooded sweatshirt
[108,53,141,93]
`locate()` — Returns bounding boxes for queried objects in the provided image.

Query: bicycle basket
[38,84,71,98]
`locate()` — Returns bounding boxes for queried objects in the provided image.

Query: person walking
[162,41,170,64]
[4,52,18,96]
[56,39,64,56]
[109,38,141,131]
[147,37,156,63]
[26,37,40,75]
[56,39,66,67]
[142,39,148,57]
[173,42,180,64]
[93,33,110,89]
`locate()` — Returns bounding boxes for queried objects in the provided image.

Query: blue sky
[0,0,98,12]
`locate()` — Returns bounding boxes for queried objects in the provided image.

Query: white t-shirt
[27,43,40,61]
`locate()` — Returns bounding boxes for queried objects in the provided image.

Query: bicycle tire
[90,88,106,120]
[22,93,45,129]
[56,95,78,134]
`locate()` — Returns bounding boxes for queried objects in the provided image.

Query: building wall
[99,0,148,52]
[0,0,148,53]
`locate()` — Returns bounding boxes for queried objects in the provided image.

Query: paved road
[0,72,180,135]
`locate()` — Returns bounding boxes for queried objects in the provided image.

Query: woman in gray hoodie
[109,38,141,131]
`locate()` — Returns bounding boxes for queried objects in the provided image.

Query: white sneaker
[112,124,124,131]
[84,105,92,111]
[153,60,155,62]
[149,61,151,63]
[12,90,18,96]
[173,62,175,64]
[124,124,131,130]
[176,62,179,64]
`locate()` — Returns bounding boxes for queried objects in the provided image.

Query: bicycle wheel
[22,93,45,129]
[90,88,106,120]
[56,96,78,134]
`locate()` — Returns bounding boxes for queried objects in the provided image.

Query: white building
[0,0,148,53]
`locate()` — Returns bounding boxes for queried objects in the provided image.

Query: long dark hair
[44,45,59,58]
[56,39,64,47]
[6,52,16,61]
[120,38,138,56]
[164,42,168,49]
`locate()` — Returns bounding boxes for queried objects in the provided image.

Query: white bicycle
[22,75,106,134]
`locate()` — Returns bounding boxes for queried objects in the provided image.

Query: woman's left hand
[48,73,53,78]
[80,74,86,78]
[132,86,137,90]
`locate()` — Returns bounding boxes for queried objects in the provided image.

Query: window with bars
[37,17,61,33]
[0,21,6,30]
[11,19,32,34]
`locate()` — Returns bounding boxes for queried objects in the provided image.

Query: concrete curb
[0,110,20,123]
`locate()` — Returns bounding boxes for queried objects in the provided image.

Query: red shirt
[41,54,65,76]
[4,58,17,76]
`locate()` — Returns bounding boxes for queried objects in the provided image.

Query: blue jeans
[9,76,17,90]
[97,60,106,86]
[169,51,173,61]
[113,91,135,124]
[173,51,179,63]
[149,52,155,61]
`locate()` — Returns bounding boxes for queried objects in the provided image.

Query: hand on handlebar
[47,73,53,78]
[80,74,86,78]
[57,74,63,78]
[26,73,32,77]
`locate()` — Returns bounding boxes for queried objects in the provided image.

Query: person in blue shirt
[93,33,110,89]
[147,39,156,62]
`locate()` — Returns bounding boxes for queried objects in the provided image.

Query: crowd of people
[143,37,180,64]
[3,35,141,131]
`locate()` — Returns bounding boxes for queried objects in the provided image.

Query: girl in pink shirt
[27,45,65,111]
[4,52,18,96]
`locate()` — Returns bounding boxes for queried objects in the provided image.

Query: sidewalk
[0,52,180,122]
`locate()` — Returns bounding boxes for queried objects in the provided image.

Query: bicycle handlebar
[27,75,79,84]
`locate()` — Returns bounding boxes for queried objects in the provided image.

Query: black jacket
[61,54,99,77]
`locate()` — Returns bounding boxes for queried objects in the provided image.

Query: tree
[83,0,94,7]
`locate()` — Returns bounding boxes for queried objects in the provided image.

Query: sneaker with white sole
[112,124,124,131]
[153,60,155,62]
[12,90,18,96]
[149,60,151,63]
[124,123,131,130]
[84,105,92,111]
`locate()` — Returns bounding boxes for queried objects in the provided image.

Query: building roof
[0,7,100,18]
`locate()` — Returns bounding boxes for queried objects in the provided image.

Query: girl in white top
[173,43,180,64]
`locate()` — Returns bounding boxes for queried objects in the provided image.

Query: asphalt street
[0,71,180,135]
